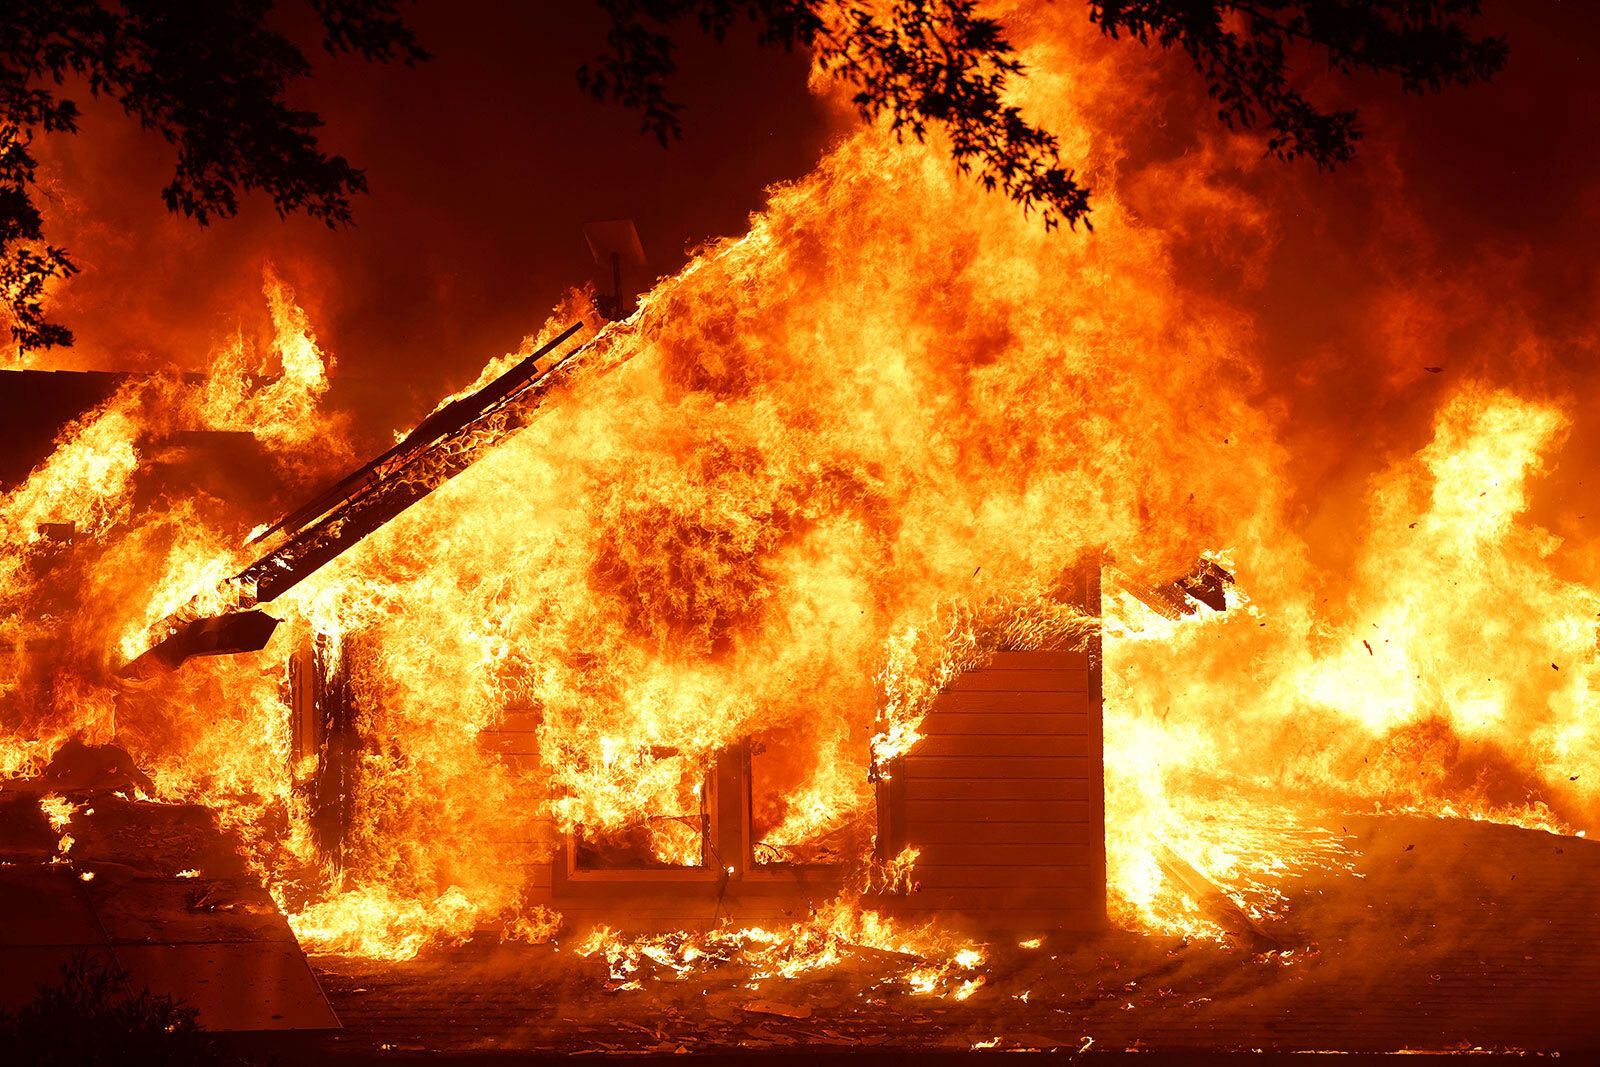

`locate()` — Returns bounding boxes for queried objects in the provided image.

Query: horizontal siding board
[740,870,850,891]
[985,650,1089,670]
[902,756,1092,780]
[930,691,1090,714]
[498,754,556,774]
[902,778,1095,802]
[492,711,543,733]
[911,865,1095,890]
[553,883,842,908]
[886,907,1104,931]
[947,669,1088,693]
[555,908,728,921]
[903,822,1098,844]
[907,734,1089,759]
[558,909,813,932]
[887,900,1103,917]
[912,843,1098,866]
[552,887,717,906]
[478,731,540,755]
[903,798,1094,824]
[887,888,1096,911]
[917,712,1088,737]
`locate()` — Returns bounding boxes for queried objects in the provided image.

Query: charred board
[123,321,617,672]
[871,567,1106,932]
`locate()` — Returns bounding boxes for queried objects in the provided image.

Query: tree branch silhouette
[0,1,1508,353]
[580,1,1506,227]
[0,0,426,354]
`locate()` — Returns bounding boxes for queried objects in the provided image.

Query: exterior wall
[873,569,1106,931]
[353,568,1106,933]
[467,731,846,932]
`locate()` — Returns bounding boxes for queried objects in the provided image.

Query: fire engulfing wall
[3,3,1599,962]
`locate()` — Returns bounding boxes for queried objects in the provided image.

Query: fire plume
[2,3,1596,981]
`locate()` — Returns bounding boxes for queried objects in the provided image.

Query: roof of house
[0,369,129,488]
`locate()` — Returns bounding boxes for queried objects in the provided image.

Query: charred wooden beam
[124,320,617,672]
[287,632,363,868]
[306,632,361,869]
[712,744,749,878]
[242,322,596,606]
[1115,558,1233,619]
[120,610,280,678]
[1154,840,1282,951]
[1175,559,1231,612]
[248,321,584,547]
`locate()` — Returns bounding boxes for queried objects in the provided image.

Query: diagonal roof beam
[123,320,605,675]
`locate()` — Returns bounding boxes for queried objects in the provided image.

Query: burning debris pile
[1,4,1596,1013]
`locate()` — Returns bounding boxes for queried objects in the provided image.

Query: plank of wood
[551,885,721,907]
[916,712,1089,736]
[901,756,1093,780]
[744,863,849,884]
[929,690,1091,714]
[719,879,848,900]
[946,669,1088,693]
[884,904,1105,930]
[551,888,843,912]
[496,754,549,774]
[985,650,1090,670]
[902,777,1095,802]
[1155,841,1282,951]
[906,735,1090,759]
[911,842,1099,866]
[491,817,560,836]
[558,910,809,932]
[903,798,1094,824]
[553,907,726,921]
[910,865,1096,890]
[477,731,540,755]
[896,821,1098,844]
[884,888,1099,911]
[492,711,543,733]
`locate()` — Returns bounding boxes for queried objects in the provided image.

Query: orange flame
[2,4,1595,974]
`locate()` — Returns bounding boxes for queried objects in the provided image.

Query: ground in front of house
[301,811,1600,1058]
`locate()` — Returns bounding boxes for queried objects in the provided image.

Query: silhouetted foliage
[0,952,247,1066]
[581,1,1506,227]
[0,0,426,353]
[1089,1,1508,167]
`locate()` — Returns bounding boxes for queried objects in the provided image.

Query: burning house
[119,310,1157,937]
[3,0,1599,1057]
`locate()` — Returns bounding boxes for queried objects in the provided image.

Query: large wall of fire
[3,4,1598,962]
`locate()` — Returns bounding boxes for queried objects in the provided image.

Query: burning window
[567,751,713,874]
[747,728,867,869]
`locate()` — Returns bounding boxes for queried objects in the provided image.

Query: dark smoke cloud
[30,4,832,440]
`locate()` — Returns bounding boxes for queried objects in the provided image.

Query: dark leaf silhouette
[0,0,426,353]
[1,1,1506,353]
[0,952,244,1065]
[580,1,1506,228]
